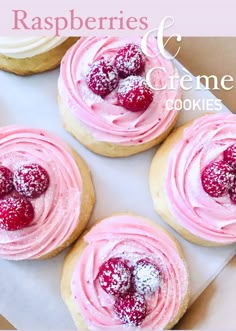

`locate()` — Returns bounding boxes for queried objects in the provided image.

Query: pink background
[0,0,235,36]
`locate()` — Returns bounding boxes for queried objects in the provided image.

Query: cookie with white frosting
[0,37,78,75]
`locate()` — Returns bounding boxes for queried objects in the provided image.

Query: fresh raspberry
[117,76,153,112]
[0,166,14,197]
[86,59,119,97]
[98,257,131,296]
[133,259,161,296]
[114,292,147,326]
[223,144,236,169]
[114,43,145,78]
[0,196,34,231]
[201,160,235,198]
[13,163,50,199]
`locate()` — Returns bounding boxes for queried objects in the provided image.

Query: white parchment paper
[0,63,235,330]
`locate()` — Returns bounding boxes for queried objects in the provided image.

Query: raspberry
[0,166,13,197]
[98,257,131,296]
[201,160,235,198]
[0,196,34,231]
[13,163,49,199]
[133,259,161,296]
[114,43,145,78]
[114,292,147,326]
[223,144,236,169]
[86,59,119,97]
[117,76,153,112]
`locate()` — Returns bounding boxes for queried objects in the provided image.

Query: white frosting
[0,37,68,58]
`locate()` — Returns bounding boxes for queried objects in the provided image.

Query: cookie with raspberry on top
[0,126,95,260]
[58,37,181,157]
[61,214,190,330]
[150,113,236,246]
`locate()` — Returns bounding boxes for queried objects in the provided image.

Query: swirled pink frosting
[0,126,82,260]
[58,37,180,145]
[71,215,188,330]
[166,113,236,244]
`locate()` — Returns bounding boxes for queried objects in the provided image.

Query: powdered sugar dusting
[97,253,163,327]
[117,76,153,112]
[114,43,145,78]
[0,196,34,231]
[86,59,119,97]
[133,259,161,296]
[201,160,235,198]
[114,292,147,327]
[98,257,131,296]
[13,163,50,199]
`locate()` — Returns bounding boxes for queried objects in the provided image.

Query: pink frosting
[71,215,188,330]
[58,37,180,145]
[0,126,82,260]
[166,113,236,244]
